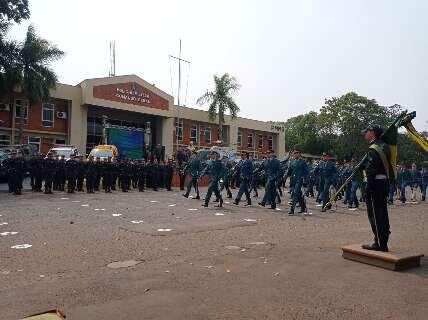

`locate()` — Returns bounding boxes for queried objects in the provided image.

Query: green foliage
[197,73,240,142]
[0,0,30,23]
[285,92,427,164]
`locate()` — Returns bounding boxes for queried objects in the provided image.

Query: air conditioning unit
[56,111,67,119]
[0,103,11,112]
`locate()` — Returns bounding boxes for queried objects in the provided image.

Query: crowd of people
[1,148,427,216]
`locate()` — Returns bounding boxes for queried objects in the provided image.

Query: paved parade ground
[0,187,427,320]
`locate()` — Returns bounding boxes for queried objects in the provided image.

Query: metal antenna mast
[169,39,190,107]
[109,40,116,77]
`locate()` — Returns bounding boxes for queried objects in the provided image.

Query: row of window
[0,134,65,151]
[237,130,273,149]
[13,99,57,128]
[175,120,212,144]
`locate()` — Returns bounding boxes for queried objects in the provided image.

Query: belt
[375,174,387,179]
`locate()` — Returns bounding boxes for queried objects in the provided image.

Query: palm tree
[196,73,240,144]
[16,24,64,143]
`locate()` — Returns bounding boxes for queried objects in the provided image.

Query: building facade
[0,75,285,158]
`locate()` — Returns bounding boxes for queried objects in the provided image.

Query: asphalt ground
[0,185,427,320]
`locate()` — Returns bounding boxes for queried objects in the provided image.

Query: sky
[7,0,428,129]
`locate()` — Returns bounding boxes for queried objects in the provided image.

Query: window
[0,134,10,145]
[42,103,54,127]
[190,125,197,143]
[15,99,29,125]
[175,119,183,142]
[268,135,273,150]
[248,132,254,148]
[237,129,242,146]
[55,138,66,145]
[29,136,41,152]
[258,134,263,149]
[204,127,211,144]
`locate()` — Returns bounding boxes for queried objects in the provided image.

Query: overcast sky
[8,0,428,129]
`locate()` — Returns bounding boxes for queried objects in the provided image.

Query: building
[0,75,285,158]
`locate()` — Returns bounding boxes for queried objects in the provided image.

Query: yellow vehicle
[88,145,118,160]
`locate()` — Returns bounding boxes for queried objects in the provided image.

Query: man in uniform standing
[164,158,174,191]
[65,154,79,193]
[361,124,391,252]
[43,153,57,194]
[233,151,253,206]
[76,156,86,192]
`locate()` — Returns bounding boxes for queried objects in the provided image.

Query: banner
[107,127,145,159]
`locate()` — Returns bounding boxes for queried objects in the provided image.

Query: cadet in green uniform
[288,150,309,215]
[183,151,201,199]
[349,158,363,208]
[201,151,224,208]
[361,124,391,252]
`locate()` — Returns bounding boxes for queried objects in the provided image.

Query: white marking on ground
[215,213,225,216]
[112,213,122,217]
[60,197,69,200]
[81,204,89,207]
[157,228,172,232]
[0,232,18,236]
[130,220,144,224]
[188,208,198,211]
[150,200,160,203]
[244,219,257,222]
[316,204,323,207]
[0,222,9,226]
[168,204,176,207]
[11,244,32,249]
[94,208,106,211]
[72,200,81,203]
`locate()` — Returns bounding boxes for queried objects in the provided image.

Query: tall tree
[0,0,30,92]
[16,24,64,142]
[196,73,240,144]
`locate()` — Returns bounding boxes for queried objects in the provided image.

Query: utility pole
[169,39,191,145]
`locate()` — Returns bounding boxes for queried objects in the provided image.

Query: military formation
[2,147,427,218]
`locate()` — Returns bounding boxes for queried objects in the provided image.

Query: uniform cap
[361,124,383,136]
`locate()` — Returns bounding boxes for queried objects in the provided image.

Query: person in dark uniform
[43,154,57,194]
[103,157,113,193]
[111,159,118,191]
[220,159,233,199]
[4,152,25,195]
[287,150,309,215]
[118,158,129,192]
[233,151,253,206]
[85,156,97,193]
[258,150,281,209]
[29,154,38,191]
[65,154,79,193]
[183,151,201,199]
[137,159,147,192]
[33,153,44,192]
[361,124,391,252]
[55,155,66,191]
[164,159,174,191]
[76,156,86,192]
[151,158,160,191]
[201,151,224,208]
[94,157,102,191]
[320,153,338,212]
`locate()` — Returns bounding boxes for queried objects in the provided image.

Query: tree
[196,73,240,144]
[16,25,64,142]
[317,92,404,159]
[0,0,30,92]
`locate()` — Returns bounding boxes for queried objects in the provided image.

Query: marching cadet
[76,156,86,192]
[85,156,97,193]
[320,152,337,212]
[288,150,309,215]
[201,150,224,208]
[410,163,422,201]
[250,164,260,198]
[349,158,363,208]
[163,159,174,191]
[137,159,147,192]
[65,154,79,193]
[258,150,281,210]
[421,166,428,201]
[233,151,253,206]
[305,160,316,198]
[398,163,411,203]
[342,161,353,204]
[313,154,326,203]
[183,151,201,199]
[220,158,233,199]
[43,153,57,194]
[361,124,391,252]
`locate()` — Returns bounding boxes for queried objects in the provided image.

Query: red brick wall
[25,98,68,133]
[93,82,169,110]
[237,128,273,159]
[173,118,219,150]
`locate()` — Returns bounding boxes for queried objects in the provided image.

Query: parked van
[89,145,118,160]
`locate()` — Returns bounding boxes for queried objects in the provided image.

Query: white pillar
[162,117,174,158]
